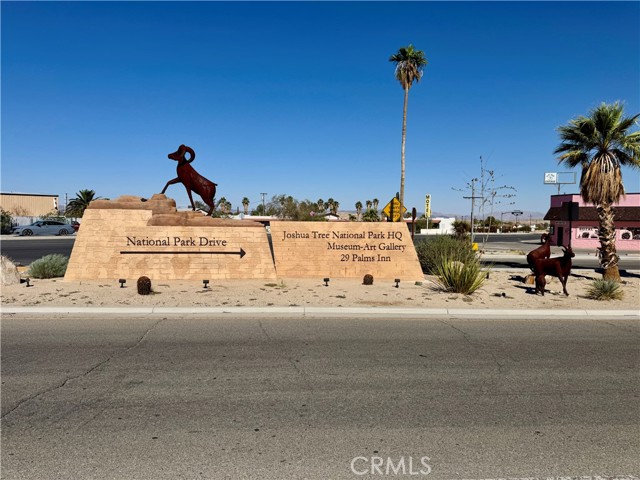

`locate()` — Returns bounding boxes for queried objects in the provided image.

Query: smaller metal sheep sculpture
[161,144,217,215]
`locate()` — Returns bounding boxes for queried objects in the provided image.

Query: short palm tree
[218,197,231,214]
[242,197,250,215]
[389,45,428,218]
[317,199,325,212]
[555,102,640,281]
[373,198,379,211]
[326,198,335,216]
[65,189,100,217]
[366,200,372,211]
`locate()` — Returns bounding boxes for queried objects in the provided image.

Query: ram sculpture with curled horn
[161,144,218,215]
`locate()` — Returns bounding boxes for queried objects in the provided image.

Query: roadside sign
[424,194,431,218]
[382,197,407,222]
[511,210,523,215]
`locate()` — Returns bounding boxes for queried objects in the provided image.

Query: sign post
[512,210,523,230]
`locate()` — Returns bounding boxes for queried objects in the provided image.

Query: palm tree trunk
[597,202,620,281]
[399,86,409,220]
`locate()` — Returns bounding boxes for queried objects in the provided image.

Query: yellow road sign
[382,197,407,222]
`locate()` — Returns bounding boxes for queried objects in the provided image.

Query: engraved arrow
[121,248,246,258]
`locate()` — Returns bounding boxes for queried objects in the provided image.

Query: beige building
[0,192,59,216]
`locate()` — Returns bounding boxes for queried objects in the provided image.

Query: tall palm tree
[372,198,379,212]
[555,102,640,281]
[389,44,428,218]
[242,197,250,215]
[355,201,363,220]
[65,189,100,217]
[317,198,325,213]
[332,201,340,216]
[366,200,372,211]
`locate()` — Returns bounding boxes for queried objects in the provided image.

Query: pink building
[544,193,640,251]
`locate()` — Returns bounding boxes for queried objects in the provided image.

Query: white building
[419,217,456,235]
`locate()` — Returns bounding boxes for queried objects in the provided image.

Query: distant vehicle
[12,221,75,236]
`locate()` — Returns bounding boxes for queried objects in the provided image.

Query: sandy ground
[2,269,638,310]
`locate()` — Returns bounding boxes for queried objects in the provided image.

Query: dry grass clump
[585,279,624,301]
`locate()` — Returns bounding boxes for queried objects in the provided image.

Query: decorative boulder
[1,256,21,286]
[363,274,374,285]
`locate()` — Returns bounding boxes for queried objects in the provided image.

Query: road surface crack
[1,317,166,419]
[438,319,505,373]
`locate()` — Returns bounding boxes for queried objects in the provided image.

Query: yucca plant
[585,279,624,301]
[415,235,477,274]
[432,255,488,295]
[28,254,69,279]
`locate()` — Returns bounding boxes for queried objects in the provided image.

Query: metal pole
[260,193,267,214]
[463,178,480,245]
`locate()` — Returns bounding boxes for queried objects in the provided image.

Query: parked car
[12,221,75,236]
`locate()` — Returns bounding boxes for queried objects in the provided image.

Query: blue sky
[2,1,639,217]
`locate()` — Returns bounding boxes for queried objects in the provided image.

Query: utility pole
[463,178,483,245]
[260,193,267,214]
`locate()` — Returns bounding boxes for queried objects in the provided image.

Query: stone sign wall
[269,221,423,280]
[65,195,424,282]
[64,195,276,281]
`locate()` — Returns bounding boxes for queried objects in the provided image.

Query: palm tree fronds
[65,189,100,217]
[389,44,428,90]
[557,151,588,167]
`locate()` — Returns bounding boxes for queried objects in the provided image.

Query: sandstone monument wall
[65,195,276,281]
[270,221,423,280]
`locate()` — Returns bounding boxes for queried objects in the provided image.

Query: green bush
[1,209,13,234]
[585,279,624,301]
[414,235,477,274]
[451,220,471,239]
[432,255,488,295]
[28,254,69,279]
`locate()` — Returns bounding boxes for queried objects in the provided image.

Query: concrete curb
[1,306,638,319]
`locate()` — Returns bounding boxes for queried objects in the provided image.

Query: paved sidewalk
[2,305,639,319]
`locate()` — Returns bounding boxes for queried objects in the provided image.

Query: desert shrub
[414,235,477,274]
[451,220,471,239]
[585,279,624,301]
[1,209,13,234]
[432,255,488,295]
[363,274,374,285]
[28,254,69,279]
[361,210,380,222]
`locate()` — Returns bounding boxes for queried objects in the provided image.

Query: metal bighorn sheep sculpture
[161,144,217,215]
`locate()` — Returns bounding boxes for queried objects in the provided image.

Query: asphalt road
[0,236,76,265]
[2,315,638,479]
